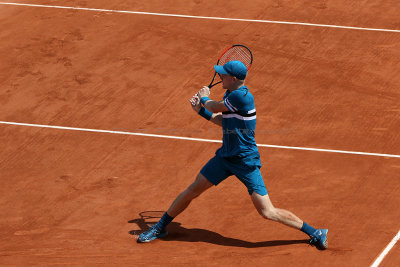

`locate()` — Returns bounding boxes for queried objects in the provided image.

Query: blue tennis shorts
[200,154,268,196]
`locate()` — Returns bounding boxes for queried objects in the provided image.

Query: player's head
[214,61,247,89]
[214,60,247,81]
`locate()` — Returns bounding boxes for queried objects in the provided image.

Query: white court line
[371,230,400,267]
[0,2,400,33]
[1,121,400,159]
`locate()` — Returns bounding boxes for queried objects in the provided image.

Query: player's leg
[166,172,213,217]
[232,164,303,227]
[232,163,328,250]
[251,192,328,250]
[138,155,230,243]
[166,154,230,218]
[251,192,302,229]
[137,173,212,243]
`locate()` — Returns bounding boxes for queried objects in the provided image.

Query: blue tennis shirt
[216,86,261,166]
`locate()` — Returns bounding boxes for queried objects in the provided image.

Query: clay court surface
[1,1,400,266]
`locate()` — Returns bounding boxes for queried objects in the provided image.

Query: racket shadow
[128,211,309,248]
[128,210,164,236]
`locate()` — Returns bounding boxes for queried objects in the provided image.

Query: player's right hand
[198,86,210,99]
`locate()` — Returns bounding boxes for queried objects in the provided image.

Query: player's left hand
[197,86,210,99]
[189,93,201,113]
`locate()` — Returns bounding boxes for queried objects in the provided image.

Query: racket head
[208,44,253,88]
[128,211,165,236]
[217,44,253,70]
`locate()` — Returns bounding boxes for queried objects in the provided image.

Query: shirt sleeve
[223,90,249,112]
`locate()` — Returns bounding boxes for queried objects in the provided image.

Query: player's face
[219,74,235,90]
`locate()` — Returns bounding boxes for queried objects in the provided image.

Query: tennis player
[137,61,328,250]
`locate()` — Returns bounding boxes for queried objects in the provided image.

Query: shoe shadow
[128,211,308,248]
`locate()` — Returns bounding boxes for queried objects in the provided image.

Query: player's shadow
[128,211,308,248]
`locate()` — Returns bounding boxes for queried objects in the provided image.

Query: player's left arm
[190,93,223,127]
[209,113,223,126]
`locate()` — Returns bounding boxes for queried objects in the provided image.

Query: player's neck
[228,82,245,92]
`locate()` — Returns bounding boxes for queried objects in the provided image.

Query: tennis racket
[208,44,253,89]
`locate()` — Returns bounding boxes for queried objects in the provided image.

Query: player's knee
[185,174,212,199]
[259,207,278,221]
[185,183,204,199]
[185,187,200,199]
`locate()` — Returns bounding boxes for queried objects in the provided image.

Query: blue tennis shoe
[309,229,328,250]
[137,225,168,243]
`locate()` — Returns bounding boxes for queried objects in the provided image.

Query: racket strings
[219,46,252,68]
